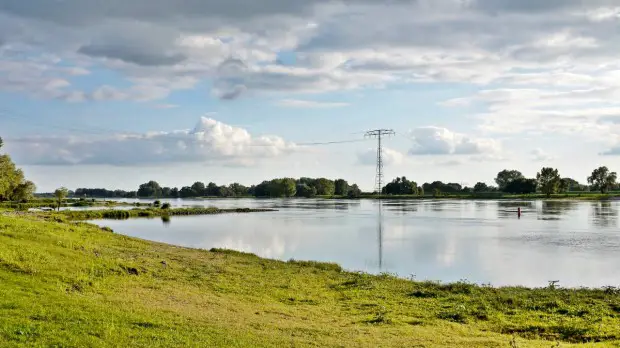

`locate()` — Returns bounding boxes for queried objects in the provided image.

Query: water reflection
[93,198,620,287]
[537,201,579,221]
[591,201,618,228]
[161,215,171,227]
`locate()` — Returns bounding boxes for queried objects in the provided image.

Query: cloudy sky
[2,0,620,191]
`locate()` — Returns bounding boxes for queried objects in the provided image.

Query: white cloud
[5,117,297,166]
[407,127,502,156]
[357,147,404,166]
[530,148,555,162]
[275,99,349,108]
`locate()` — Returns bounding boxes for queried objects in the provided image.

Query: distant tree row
[71,167,619,200]
[378,166,618,197]
[74,178,362,199]
[0,137,36,202]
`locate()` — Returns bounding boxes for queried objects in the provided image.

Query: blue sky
[1,0,620,191]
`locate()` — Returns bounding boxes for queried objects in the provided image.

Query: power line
[365,129,395,194]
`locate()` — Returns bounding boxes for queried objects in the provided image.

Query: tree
[537,167,561,197]
[588,166,618,194]
[504,178,537,194]
[179,186,194,198]
[334,179,349,196]
[473,182,489,193]
[315,178,335,196]
[382,177,417,195]
[495,170,524,192]
[347,184,362,198]
[206,182,219,196]
[229,183,249,197]
[137,181,162,197]
[297,184,317,198]
[54,187,69,211]
[0,136,3,149]
[0,149,34,201]
[191,182,206,196]
[12,181,36,202]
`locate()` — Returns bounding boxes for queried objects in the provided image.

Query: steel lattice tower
[365,129,395,194]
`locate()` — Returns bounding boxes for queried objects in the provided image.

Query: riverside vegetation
[1,214,620,347]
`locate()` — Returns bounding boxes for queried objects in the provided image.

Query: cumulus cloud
[407,127,502,156]
[5,117,296,166]
[357,147,404,166]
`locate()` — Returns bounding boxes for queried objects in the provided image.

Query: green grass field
[1,214,619,347]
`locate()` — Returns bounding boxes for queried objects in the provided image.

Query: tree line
[74,178,363,199]
[0,137,36,202]
[380,166,618,197]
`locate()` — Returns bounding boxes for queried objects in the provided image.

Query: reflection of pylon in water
[378,201,383,270]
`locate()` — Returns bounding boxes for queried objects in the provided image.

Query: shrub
[161,203,171,209]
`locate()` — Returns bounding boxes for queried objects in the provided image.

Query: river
[90,198,620,288]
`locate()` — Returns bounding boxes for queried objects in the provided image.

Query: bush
[161,203,171,209]
[153,200,161,207]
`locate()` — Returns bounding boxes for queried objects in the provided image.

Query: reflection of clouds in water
[216,235,288,259]
[98,198,620,287]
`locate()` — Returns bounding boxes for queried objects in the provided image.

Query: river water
[90,198,620,288]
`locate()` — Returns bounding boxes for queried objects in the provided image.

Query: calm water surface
[92,199,620,288]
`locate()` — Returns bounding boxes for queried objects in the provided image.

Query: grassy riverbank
[0,215,619,347]
[4,207,276,222]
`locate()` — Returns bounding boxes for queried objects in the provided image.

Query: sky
[2,0,620,192]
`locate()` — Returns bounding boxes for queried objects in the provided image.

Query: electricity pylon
[365,129,396,194]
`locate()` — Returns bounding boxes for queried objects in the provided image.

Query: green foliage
[588,166,617,194]
[347,184,362,198]
[191,182,206,196]
[537,167,561,198]
[314,178,335,196]
[0,153,36,202]
[53,187,69,211]
[137,181,162,198]
[334,179,349,196]
[266,178,297,197]
[296,184,317,198]
[161,203,171,209]
[382,177,418,195]
[473,182,490,193]
[504,178,537,195]
[495,170,524,192]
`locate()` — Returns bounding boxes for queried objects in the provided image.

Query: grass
[4,207,276,222]
[0,215,619,347]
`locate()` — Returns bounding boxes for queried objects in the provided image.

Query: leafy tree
[0,136,3,149]
[315,178,335,196]
[206,182,219,196]
[334,179,349,196]
[296,184,317,198]
[382,177,417,195]
[137,181,162,197]
[495,170,524,192]
[252,181,270,197]
[281,178,297,197]
[170,187,179,198]
[473,182,489,193]
[54,187,69,211]
[191,182,206,196]
[504,178,537,194]
[12,181,36,202]
[179,186,194,198]
[229,183,249,197]
[0,145,35,201]
[537,167,561,197]
[347,184,362,198]
[588,166,618,194]
[218,185,233,197]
